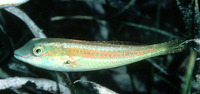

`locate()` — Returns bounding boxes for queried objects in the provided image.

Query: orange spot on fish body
[42,54,46,58]
[46,50,51,56]
[65,48,159,59]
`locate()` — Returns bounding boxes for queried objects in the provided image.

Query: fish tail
[156,39,186,55]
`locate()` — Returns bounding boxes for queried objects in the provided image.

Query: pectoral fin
[64,57,82,67]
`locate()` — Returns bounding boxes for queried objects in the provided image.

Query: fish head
[14,38,69,71]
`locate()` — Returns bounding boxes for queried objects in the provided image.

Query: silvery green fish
[14,38,185,72]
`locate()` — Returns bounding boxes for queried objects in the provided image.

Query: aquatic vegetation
[0,0,29,8]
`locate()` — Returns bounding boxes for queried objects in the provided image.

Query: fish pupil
[33,46,44,56]
[36,49,41,54]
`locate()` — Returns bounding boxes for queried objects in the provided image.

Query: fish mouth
[14,51,21,58]
[14,48,25,58]
[14,49,21,56]
[14,50,27,62]
[14,54,24,61]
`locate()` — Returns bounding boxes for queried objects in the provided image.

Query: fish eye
[33,46,45,56]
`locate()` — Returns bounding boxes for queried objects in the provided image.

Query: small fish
[0,0,29,8]
[14,38,185,72]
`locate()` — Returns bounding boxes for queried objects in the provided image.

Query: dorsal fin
[70,39,146,46]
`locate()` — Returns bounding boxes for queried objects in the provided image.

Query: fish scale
[14,38,185,72]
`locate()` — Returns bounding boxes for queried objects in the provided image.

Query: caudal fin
[156,40,185,55]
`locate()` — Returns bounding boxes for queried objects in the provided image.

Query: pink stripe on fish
[28,56,41,59]
[22,54,31,57]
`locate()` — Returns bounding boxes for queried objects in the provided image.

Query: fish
[0,0,29,8]
[14,38,185,72]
